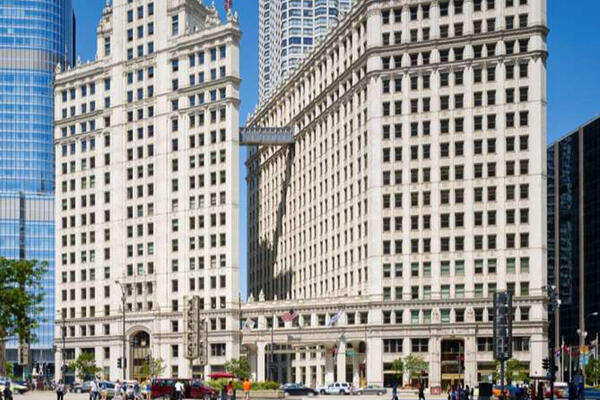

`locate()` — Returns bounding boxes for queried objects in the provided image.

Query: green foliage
[253,381,280,390]
[585,359,600,385]
[0,258,48,375]
[207,380,279,391]
[224,357,252,379]
[493,359,529,384]
[391,358,404,379]
[404,354,428,378]
[141,356,165,378]
[69,352,100,381]
[5,361,16,380]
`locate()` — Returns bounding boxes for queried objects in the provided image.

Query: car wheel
[378,392,384,396]
[75,389,81,393]
[320,390,326,395]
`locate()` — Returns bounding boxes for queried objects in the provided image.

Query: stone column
[366,337,383,386]
[429,337,442,390]
[465,335,478,387]
[325,348,335,384]
[352,355,360,387]
[337,340,347,382]
[257,342,266,381]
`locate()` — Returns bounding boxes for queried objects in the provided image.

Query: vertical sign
[493,291,513,361]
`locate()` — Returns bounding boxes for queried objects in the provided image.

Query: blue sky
[73,0,600,296]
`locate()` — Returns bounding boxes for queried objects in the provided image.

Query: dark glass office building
[548,115,600,349]
[0,0,75,377]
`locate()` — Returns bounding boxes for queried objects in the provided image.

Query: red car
[151,378,218,399]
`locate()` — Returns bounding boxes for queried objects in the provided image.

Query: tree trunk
[0,327,6,377]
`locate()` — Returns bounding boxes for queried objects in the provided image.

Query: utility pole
[116,281,127,381]
[269,316,274,381]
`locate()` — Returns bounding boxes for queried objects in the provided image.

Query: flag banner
[281,309,298,322]
[327,310,343,327]
[243,319,255,330]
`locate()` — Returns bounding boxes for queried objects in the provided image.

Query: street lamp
[578,312,599,372]
[56,310,66,380]
[116,280,127,381]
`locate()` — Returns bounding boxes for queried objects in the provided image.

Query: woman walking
[56,380,65,400]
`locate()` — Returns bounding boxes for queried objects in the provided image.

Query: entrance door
[441,339,465,390]
[130,331,150,381]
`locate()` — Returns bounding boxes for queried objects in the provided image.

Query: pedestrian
[243,378,252,400]
[226,380,234,400]
[145,377,152,400]
[174,380,185,400]
[470,386,474,400]
[392,382,398,400]
[114,380,123,400]
[57,379,65,400]
[537,382,544,400]
[90,378,99,400]
[418,382,426,400]
[3,383,12,400]
[464,385,470,400]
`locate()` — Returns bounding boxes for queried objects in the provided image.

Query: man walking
[418,382,426,400]
[243,378,252,400]
[174,380,185,400]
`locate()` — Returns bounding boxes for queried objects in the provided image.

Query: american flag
[327,310,343,327]
[280,309,298,322]
[224,0,232,12]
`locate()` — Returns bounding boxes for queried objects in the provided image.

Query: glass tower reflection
[0,0,74,375]
[547,116,600,348]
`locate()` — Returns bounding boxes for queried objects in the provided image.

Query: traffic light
[542,358,550,370]
[117,357,122,368]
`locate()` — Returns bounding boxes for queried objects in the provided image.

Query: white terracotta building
[245,0,549,389]
[54,0,241,381]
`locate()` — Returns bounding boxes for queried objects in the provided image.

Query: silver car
[354,385,387,396]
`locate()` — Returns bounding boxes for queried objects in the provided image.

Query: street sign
[184,296,200,360]
[493,291,513,361]
[18,342,29,366]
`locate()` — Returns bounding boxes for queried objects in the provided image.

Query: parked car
[283,383,318,397]
[99,381,117,399]
[0,378,29,394]
[326,382,352,395]
[316,385,330,395]
[73,380,94,393]
[151,378,218,400]
[354,385,387,396]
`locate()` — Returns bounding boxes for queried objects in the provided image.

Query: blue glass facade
[0,0,74,375]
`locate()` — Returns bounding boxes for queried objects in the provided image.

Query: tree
[493,359,529,384]
[224,357,251,379]
[506,358,529,383]
[404,354,428,379]
[0,258,48,376]
[69,352,100,381]
[585,359,600,385]
[5,361,16,380]
[391,358,404,380]
[141,356,165,378]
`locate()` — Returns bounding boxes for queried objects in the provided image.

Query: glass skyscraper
[547,115,600,351]
[0,0,75,376]
[258,0,353,102]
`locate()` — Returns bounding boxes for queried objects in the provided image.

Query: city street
[17,393,446,400]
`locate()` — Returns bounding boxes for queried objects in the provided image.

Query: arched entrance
[441,339,465,391]
[130,331,150,381]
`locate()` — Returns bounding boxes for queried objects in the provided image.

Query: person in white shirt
[174,381,185,400]
[90,379,99,400]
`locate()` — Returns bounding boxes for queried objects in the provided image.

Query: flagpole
[561,337,564,382]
